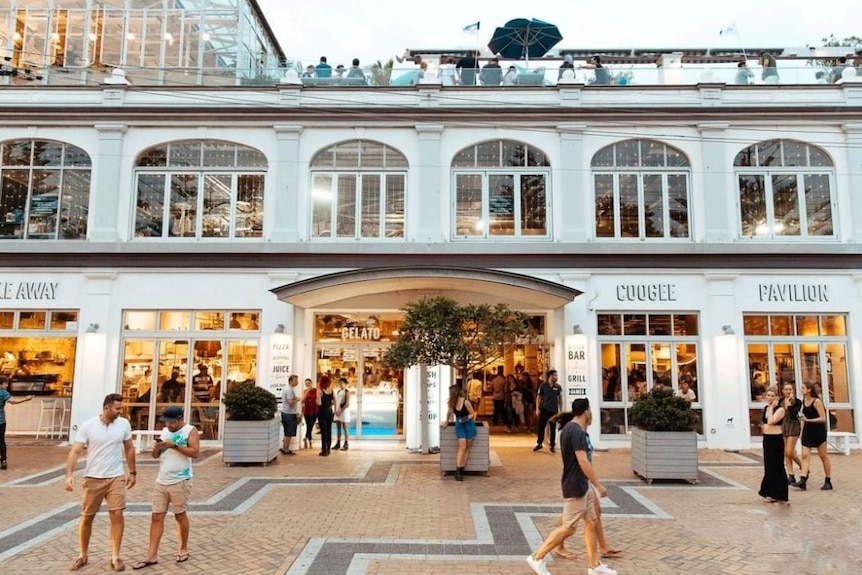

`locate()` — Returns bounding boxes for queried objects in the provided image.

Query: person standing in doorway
[65,393,137,572]
[280,375,300,455]
[794,382,833,491]
[533,369,563,453]
[316,376,334,456]
[132,406,200,569]
[334,377,351,451]
[491,366,506,427]
[0,376,34,469]
[301,378,318,450]
[526,398,617,575]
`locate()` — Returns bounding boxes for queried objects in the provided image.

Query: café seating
[36,398,69,439]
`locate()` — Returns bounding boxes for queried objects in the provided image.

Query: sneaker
[526,555,551,575]
[588,562,618,575]
[532,445,542,452]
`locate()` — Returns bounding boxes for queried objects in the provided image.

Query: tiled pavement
[0,435,859,575]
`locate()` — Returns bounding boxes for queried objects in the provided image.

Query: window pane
[312,174,333,238]
[600,408,626,434]
[50,311,78,330]
[160,311,190,331]
[194,312,224,331]
[594,174,615,238]
[738,174,765,237]
[0,170,28,239]
[821,316,846,336]
[335,175,357,237]
[757,140,781,167]
[476,141,500,167]
[743,315,768,336]
[648,314,672,336]
[158,340,189,403]
[667,174,689,238]
[770,315,793,336]
[229,312,260,331]
[135,174,165,237]
[665,146,689,167]
[800,342,821,391]
[782,141,806,167]
[452,146,475,168]
[383,145,408,169]
[748,343,769,400]
[19,311,46,330]
[137,145,168,167]
[626,343,647,398]
[830,409,855,433]
[385,174,405,238]
[28,169,60,238]
[773,343,797,388]
[643,174,663,238]
[334,141,359,168]
[202,141,237,167]
[623,314,646,336]
[619,174,639,237]
[169,174,198,237]
[526,145,550,167]
[804,174,832,236]
[32,141,63,167]
[168,142,202,168]
[673,314,699,336]
[236,174,264,238]
[64,145,92,167]
[597,314,621,336]
[59,170,90,240]
[236,146,267,168]
[501,141,526,167]
[600,343,623,400]
[650,343,672,390]
[825,343,849,403]
[361,174,381,238]
[615,140,639,166]
[591,145,614,168]
[201,174,232,237]
[2,141,32,166]
[772,174,800,236]
[796,315,819,337]
[734,144,755,167]
[489,175,514,236]
[640,140,665,167]
[676,343,699,399]
[122,340,155,431]
[124,311,156,330]
[0,312,13,329]
[359,141,384,168]
[808,147,832,167]
[520,174,546,235]
[455,174,482,236]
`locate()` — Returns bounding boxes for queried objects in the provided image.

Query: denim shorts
[281,412,298,437]
[455,419,477,440]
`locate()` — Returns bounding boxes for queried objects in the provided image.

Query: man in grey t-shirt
[280,375,300,455]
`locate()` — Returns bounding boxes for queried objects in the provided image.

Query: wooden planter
[222,418,280,465]
[631,427,698,484]
[440,421,490,477]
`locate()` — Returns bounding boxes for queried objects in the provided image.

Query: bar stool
[55,399,70,439]
[36,399,57,439]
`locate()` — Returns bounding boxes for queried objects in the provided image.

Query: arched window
[310,140,408,239]
[133,140,267,239]
[734,139,834,238]
[451,139,550,238]
[0,139,91,240]
[591,139,691,240]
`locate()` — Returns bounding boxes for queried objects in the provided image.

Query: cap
[159,406,184,421]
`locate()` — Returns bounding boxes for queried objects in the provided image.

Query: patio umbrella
[487,18,563,62]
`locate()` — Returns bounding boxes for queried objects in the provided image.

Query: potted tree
[385,296,525,475]
[629,387,699,484]
[221,382,280,465]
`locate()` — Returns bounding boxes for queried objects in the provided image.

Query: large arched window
[591,139,691,240]
[310,140,408,239]
[134,140,267,239]
[734,140,834,238]
[0,140,91,240]
[451,139,550,238]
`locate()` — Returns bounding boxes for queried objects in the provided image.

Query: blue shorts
[281,412,298,437]
[455,419,477,440]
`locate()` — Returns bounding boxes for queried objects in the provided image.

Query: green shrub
[222,382,278,421]
[629,387,697,432]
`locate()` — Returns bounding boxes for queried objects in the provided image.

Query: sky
[256,0,861,66]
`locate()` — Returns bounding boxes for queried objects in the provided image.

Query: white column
[414,123,444,242]
[842,124,862,242]
[698,123,732,242]
[557,124,588,242]
[89,124,127,241]
[271,124,303,242]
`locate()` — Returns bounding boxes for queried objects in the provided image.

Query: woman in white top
[333,377,351,451]
[440,57,457,86]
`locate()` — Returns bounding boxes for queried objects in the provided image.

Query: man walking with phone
[132,406,200,569]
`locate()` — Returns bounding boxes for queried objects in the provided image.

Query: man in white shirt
[280,375,300,455]
[132,405,200,569]
[65,393,136,572]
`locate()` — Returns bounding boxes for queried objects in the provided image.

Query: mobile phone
[154,438,163,443]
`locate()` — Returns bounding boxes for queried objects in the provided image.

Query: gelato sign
[0,281,59,300]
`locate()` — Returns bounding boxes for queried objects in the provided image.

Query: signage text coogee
[616,283,677,302]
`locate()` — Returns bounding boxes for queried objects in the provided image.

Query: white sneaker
[526,554,552,575]
[588,563,618,575]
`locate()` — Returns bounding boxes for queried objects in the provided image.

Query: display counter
[355,388,399,436]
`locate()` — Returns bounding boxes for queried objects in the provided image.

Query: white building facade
[1,61,861,451]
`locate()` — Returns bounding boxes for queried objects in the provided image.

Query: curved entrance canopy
[271,267,581,310]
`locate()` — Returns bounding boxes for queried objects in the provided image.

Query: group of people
[758,382,834,504]
[302,56,367,83]
[280,374,352,456]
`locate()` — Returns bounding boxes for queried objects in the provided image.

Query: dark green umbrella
[487,18,563,62]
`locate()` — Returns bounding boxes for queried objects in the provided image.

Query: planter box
[222,418,280,465]
[631,427,698,484]
[439,421,490,477]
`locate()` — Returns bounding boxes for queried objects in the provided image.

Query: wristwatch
[129,471,137,475]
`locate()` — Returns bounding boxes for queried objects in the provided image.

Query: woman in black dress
[781,383,803,485]
[315,376,335,456]
[795,382,833,491]
[758,386,789,503]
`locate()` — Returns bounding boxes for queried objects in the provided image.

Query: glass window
[195,312,225,331]
[310,139,407,169]
[598,313,702,436]
[452,140,550,239]
[159,311,191,331]
[744,313,853,435]
[735,140,835,239]
[0,140,91,240]
[0,312,13,330]
[19,311,47,330]
[134,140,266,240]
[591,139,691,240]
[124,311,157,331]
[50,311,78,330]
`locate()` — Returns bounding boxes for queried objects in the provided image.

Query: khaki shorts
[152,480,192,514]
[561,487,597,529]
[81,476,126,516]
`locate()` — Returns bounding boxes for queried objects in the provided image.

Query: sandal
[132,560,158,570]
[110,558,126,571]
[601,547,623,557]
[69,556,88,571]
[552,548,576,559]
[176,553,190,563]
